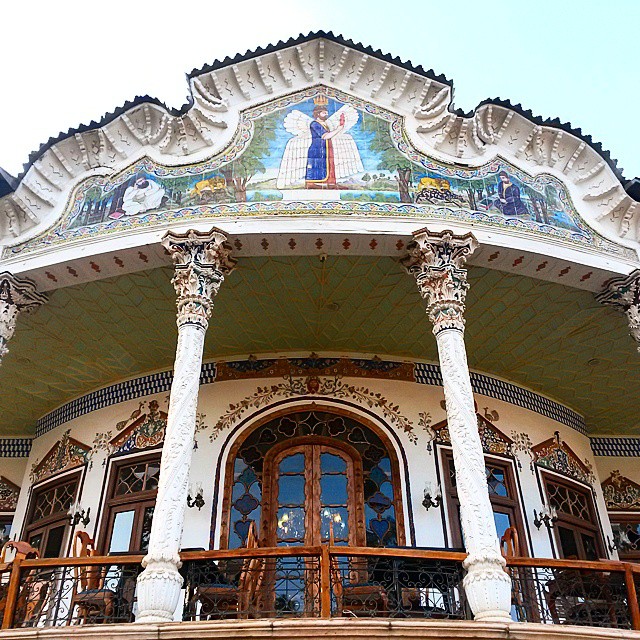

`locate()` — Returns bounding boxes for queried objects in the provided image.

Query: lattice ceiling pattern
[0,257,636,437]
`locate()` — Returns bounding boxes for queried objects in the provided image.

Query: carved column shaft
[403,229,511,622]
[0,272,47,365]
[135,228,235,624]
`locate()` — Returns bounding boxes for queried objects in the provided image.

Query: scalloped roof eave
[0,30,635,191]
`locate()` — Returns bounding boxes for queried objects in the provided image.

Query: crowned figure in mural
[496,171,529,217]
[120,177,166,217]
[277,96,364,190]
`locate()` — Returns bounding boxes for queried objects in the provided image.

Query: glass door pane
[318,451,349,543]
[276,452,306,546]
[44,524,66,558]
[140,506,155,553]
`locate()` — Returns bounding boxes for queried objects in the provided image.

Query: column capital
[401,228,478,335]
[0,272,47,364]
[162,227,236,330]
[596,269,640,352]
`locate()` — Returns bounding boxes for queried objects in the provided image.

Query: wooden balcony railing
[0,547,639,630]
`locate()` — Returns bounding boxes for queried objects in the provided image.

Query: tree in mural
[367,120,415,203]
[221,113,279,202]
[521,184,550,224]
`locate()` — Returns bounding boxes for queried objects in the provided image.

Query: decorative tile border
[34,357,587,439]
[0,438,32,457]
[414,363,586,435]
[36,364,216,438]
[591,437,640,457]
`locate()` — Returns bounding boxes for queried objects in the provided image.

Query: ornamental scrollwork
[602,470,640,511]
[596,269,640,352]
[162,228,236,329]
[401,229,478,334]
[30,430,92,483]
[0,272,47,365]
[209,375,418,443]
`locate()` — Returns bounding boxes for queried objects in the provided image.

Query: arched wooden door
[265,440,364,547]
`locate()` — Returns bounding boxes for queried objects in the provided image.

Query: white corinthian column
[402,228,511,622]
[0,272,47,367]
[136,228,235,623]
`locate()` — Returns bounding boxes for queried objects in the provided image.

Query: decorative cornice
[602,470,640,511]
[596,269,640,352]
[1,34,638,248]
[0,438,32,457]
[591,437,640,457]
[0,272,47,365]
[162,228,236,329]
[402,229,478,334]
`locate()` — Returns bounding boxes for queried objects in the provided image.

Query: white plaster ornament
[0,272,47,366]
[135,228,235,623]
[596,269,640,352]
[403,229,512,622]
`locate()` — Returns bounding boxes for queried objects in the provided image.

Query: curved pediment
[0,33,638,259]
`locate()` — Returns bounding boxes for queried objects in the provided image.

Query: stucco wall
[10,364,616,560]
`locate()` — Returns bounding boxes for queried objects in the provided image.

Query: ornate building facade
[0,32,639,640]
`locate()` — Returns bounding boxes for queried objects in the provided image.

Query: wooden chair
[329,528,388,617]
[68,532,117,625]
[0,541,48,627]
[189,521,265,619]
[500,526,520,558]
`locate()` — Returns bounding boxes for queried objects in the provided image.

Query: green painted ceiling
[0,256,636,437]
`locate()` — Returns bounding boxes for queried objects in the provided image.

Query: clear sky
[1,0,638,180]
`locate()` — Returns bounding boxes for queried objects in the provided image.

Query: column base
[135,559,184,623]
[463,557,512,622]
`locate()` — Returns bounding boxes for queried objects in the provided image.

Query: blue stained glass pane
[369,465,387,487]
[279,453,304,473]
[378,458,391,473]
[233,459,247,481]
[237,466,258,487]
[320,453,346,473]
[380,481,394,499]
[278,475,305,505]
[320,475,347,504]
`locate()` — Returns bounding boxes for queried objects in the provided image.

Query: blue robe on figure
[305,121,336,186]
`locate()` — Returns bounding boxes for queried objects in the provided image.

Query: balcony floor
[0,619,638,640]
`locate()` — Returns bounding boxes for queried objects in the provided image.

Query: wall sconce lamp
[187,483,205,511]
[422,483,442,510]
[68,503,91,527]
[607,529,631,554]
[533,504,558,530]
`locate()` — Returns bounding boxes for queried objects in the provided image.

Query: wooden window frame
[541,472,604,560]
[220,405,406,549]
[608,513,640,560]
[262,436,366,547]
[441,449,527,554]
[97,452,160,554]
[23,471,81,558]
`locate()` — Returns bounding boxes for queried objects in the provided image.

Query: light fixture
[422,483,442,510]
[533,504,558,530]
[187,483,205,510]
[68,503,91,527]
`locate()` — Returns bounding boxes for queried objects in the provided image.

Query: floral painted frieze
[532,431,595,485]
[602,470,640,511]
[110,400,168,454]
[30,430,91,483]
[216,355,414,383]
[211,374,417,443]
[0,476,20,512]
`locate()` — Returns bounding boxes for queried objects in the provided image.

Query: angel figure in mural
[276,97,364,190]
[120,177,166,217]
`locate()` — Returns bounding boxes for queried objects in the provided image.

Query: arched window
[221,409,404,549]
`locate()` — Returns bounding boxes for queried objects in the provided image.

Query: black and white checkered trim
[591,437,640,457]
[0,438,32,457]
[36,363,217,438]
[415,363,586,435]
